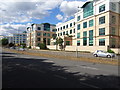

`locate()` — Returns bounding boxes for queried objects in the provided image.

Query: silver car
[93,50,116,58]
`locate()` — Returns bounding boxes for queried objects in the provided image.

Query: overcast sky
[0,0,86,36]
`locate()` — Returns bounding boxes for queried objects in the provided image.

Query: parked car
[93,50,116,58]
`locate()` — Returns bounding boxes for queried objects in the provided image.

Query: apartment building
[27,23,56,49]
[12,31,27,44]
[49,0,120,54]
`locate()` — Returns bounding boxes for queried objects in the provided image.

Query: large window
[37,27,41,30]
[83,22,87,28]
[44,23,50,31]
[77,40,80,46]
[89,19,94,27]
[77,24,81,30]
[83,2,93,18]
[77,33,80,38]
[99,16,105,25]
[89,30,93,46]
[99,28,105,36]
[99,39,105,46]
[99,4,105,13]
[63,26,65,29]
[83,31,87,46]
[77,16,81,21]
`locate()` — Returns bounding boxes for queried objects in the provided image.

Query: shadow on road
[2,53,120,88]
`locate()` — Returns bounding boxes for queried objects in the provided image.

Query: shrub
[38,43,47,49]
[107,49,115,53]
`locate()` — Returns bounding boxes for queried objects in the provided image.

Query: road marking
[54,75,67,80]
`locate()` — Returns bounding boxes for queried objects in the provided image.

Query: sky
[0,0,87,36]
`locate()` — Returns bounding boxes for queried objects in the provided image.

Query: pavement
[27,49,120,60]
[2,51,120,88]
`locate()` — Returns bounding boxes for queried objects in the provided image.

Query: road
[2,51,120,88]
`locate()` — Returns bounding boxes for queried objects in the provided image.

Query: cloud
[0,24,29,36]
[0,0,63,24]
[56,14,63,20]
[59,0,84,21]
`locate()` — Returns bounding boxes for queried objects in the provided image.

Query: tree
[55,38,63,50]
[9,43,14,47]
[0,38,8,46]
[38,43,47,49]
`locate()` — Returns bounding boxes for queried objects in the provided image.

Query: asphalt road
[2,51,120,88]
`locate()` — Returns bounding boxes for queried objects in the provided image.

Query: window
[37,38,41,41]
[83,2,93,18]
[89,30,93,46]
[44,23,50,31]
[111,27,116,35]
[99,16,105,24]
[63,26,65,29]
[70,23,72,27]
[73,29,75,33]
[99,4,105,13]
[58,28,59,31]
[61,27,62,30]
[66,41,70,46]
[77,16,81,21]
[77,33,80,38]
[111,38,116,48]
[37,27,41,30]
[66,31,68,35]
[89,19,94,27]
[83,31,87,37]
[83,31,87,46]
[43,33,46,36]
[77,24,80,30]
[111,3,116,11]
[70,30,72,34]
[99,28,105,35]
[99,39,105,46]
[60,32,62,36]
[83,22,87,28]
[63,32,65,35]
[77,40,80,46]
[47,33,50,37]
[66,25,68,28]
[37,33,41,36]
[58,33,59,36]
[111,15,116,24]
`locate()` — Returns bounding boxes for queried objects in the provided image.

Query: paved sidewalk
[27,49,119,60]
